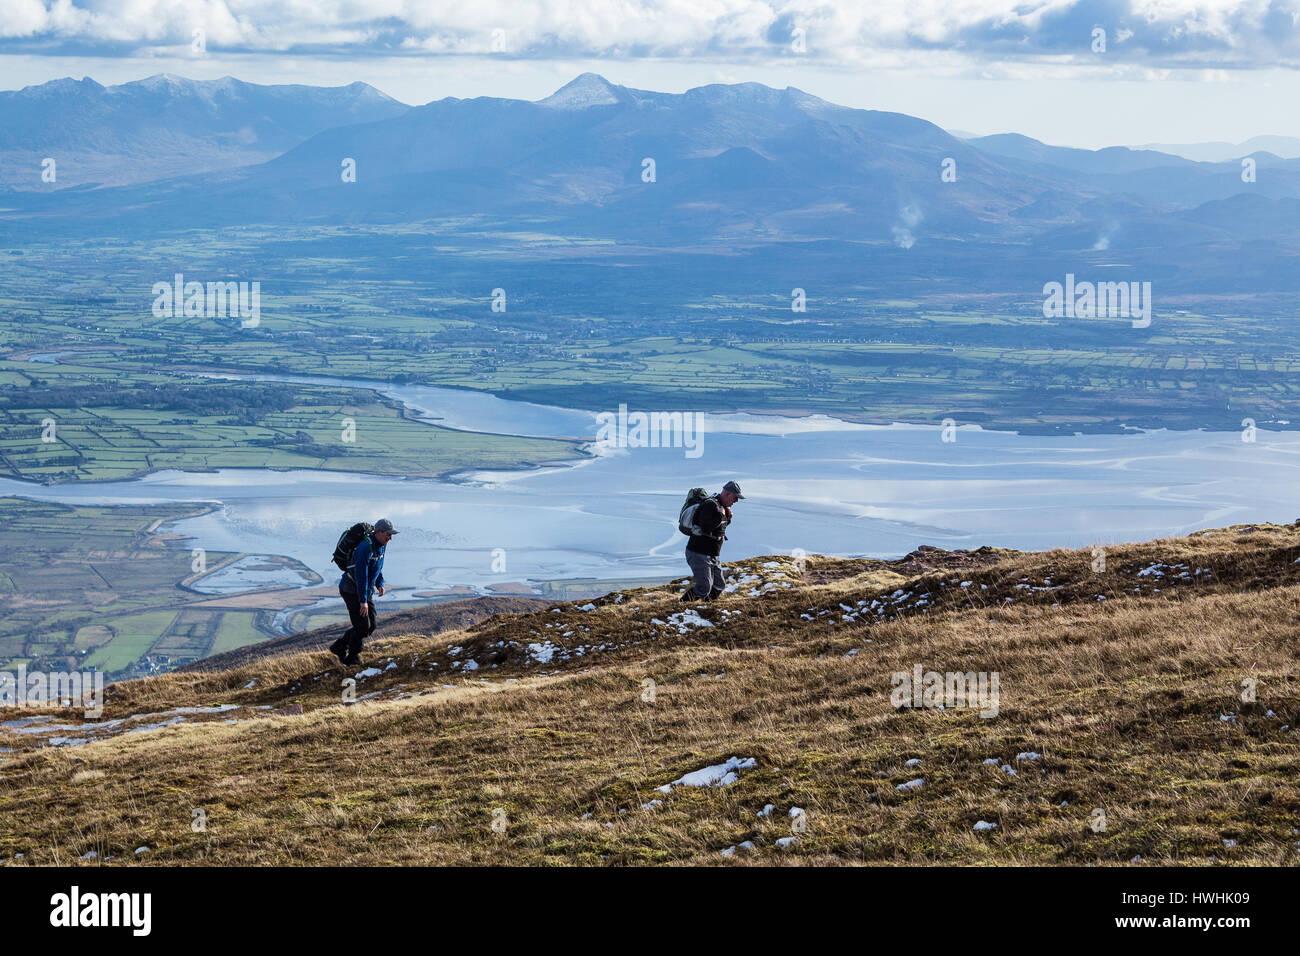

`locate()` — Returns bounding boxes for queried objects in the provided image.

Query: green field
[3,228,1298,438]
[0,497,320,680]
[0,357,583,483]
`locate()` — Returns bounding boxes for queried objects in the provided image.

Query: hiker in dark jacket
[682,480,744,601]
[331,518,398,665]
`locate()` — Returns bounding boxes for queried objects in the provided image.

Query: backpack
[678,488,714,537]
[332,522,374,572]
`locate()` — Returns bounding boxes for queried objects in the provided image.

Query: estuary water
[4,369,1299,593]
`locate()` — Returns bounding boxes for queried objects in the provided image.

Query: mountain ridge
[4,72,1300,263]
[0,73,410,189]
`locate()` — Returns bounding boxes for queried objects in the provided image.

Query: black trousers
[339,586,376,656]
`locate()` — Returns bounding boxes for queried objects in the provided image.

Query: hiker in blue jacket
[331,518,398,665]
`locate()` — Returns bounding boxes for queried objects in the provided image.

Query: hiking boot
[680,590,695,602]
[328,638,348,662]
[342,655,363,667]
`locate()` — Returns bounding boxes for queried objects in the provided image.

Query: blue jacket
[341,534,385,601]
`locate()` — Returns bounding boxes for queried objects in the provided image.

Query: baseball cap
[722,480,745,500]
[374,518,399,534]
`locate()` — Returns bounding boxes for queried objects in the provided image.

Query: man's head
[719,480,745,508]
[373,518,399,546]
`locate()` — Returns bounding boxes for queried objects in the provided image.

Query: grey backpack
[678,488,713,536]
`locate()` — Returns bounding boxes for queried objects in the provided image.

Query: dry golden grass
[1,524,1298,865]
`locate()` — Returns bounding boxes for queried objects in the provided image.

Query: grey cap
[374,518,399,534]
[722,480,745,500]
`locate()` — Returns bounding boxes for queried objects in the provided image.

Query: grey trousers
[685,547,726,598]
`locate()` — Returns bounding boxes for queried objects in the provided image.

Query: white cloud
[0,0,1296,68]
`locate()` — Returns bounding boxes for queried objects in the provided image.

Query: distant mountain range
[953,129,1300,164]
[3,72,1298,261]
[0,74,409,188]
[1134,136,1300,163]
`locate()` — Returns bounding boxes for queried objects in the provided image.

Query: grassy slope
[177,595,551,673]
[2,524,1298,866]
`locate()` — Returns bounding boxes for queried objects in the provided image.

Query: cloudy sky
[2,0,1298,147]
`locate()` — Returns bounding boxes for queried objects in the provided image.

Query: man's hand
[359,602,369,617]
[376,586,385,597]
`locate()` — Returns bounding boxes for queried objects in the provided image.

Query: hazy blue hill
[1177,192,1300,241]
[1082,154,1300,207]
[9,74,1082,241]
[969,132,1300,209]
[3,72,1295,269]
[967,132,1192,174]
[1136,135,1300,162]
[0,73,409,188]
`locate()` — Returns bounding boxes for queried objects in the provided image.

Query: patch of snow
[720,840,757,857]
[659,609,715,634]
[11,723,81,734]
[527,642,558,664]
[1,716,55,728]
[659,756,757,793]
[126,716,186,734]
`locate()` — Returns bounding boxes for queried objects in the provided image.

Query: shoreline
[7,353,592,487]
[0,452,593,489]
[16,350,1288,439]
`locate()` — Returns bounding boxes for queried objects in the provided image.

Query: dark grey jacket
[686,497,729,557]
